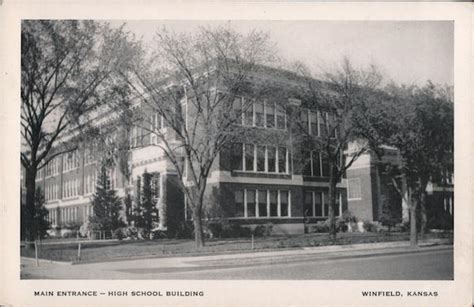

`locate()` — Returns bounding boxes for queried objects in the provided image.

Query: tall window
[309,111,318,136]
[246,190,256,217]
[319,112,327,138]
[269,191,278,217]
[256,145,266,172]
[267,146,276,173]
[244,100,254,126]
[278,147,287,173]
[276,105,286,130]
[235,190,244,217]
[321,153,330,177]
[304,192,313,217]
[301,110,309,133]
[232,97,243,124]
[244,144,255,171]
[231,143,243,171]
[258,190,267,217]
[255,101,264,127]
[280,191,289,217]
[312,151,321,177]
[266,101,275,128]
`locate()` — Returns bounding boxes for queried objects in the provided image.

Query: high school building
[22,66,454,236]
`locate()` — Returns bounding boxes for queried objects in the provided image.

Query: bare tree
[293,58,384,240]
[121,26,276,247]
[20,20,132,245]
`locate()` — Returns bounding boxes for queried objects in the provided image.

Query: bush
[207,222,224,238]
[151,229,167,240]
[220,223,252,238]
[363,221,377,232]
[174,221,194,239]
[113,227,129,240]
[61,230,77,239]
[253,223,273,237]
[336,218,348,232]
[342,211,358,223]
[308,221,329,233]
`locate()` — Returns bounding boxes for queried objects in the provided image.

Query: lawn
[20,231,452,263]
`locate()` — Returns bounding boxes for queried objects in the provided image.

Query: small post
[34,240,39,267]
[251,233,254,250]
[162,244,165,254]
[77,243,81,261]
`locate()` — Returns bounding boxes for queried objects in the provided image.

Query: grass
[21,231,453,263]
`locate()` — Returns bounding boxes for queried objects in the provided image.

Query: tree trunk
[401,175,410,223]
[193,209,205,248]
[24,168,37,251]
[419,191,427,238]
[409,191,418,248]
[328,166,338,241]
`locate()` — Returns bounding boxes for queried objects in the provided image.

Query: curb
[21,257,73,266]
[21,238,452,266]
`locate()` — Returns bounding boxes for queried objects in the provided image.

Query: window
[234,144,288,174]
[150,113,160,145]
[321,153,330,177]
[301,110,309,133]
[256,145,266,172]
[328,113,338,138]
[348,178,362,200]
[235,98,286,130]
[255,101,264,127]
[231,143,243,171]
[319,112,327,138]
[244,99,254,126]
[315,192,323,217]
[235,190,244,217]
[312,151,321,177]
[276,105,286,130]
[63,151,79,172]
[258,190,267,217]
[304,192,313,217]
[304,151,329,178]
[269,190,278,217]
[267,146,276,173]
[232,97,243,124]
[246,190,256,217]
[305,191,324,217]
[309,111,318,136]
[278,147,287,173]
[280,191,289,217]
[244,144,255,171]
[235,189,290,218]
[266,101,275,128]
[84,146,94,165]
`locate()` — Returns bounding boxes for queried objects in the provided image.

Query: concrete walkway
[21,239,451,279]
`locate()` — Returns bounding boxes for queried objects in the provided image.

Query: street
[21,245,453,280]
[149,247,453,280]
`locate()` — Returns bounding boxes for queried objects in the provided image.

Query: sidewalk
[21,238,452,279]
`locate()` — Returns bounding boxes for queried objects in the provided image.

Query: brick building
[22,65,453,236]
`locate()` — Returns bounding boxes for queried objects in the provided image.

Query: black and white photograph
[1,1,472,307]
[18,19,455,280]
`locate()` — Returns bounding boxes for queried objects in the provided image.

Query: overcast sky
[109,20,453,86]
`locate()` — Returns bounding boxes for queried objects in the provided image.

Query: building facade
[23,66,453,236]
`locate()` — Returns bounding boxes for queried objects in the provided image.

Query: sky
[108,20,453,86]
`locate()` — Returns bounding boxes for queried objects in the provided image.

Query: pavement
[21,239,452,279]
